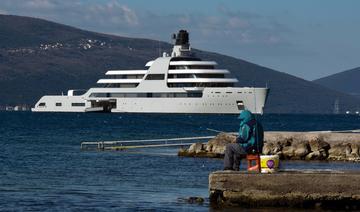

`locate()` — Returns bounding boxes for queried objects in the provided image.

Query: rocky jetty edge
[178,132,360,162]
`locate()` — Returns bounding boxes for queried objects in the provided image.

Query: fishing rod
[206,128,237,135]
[81,135,215,150]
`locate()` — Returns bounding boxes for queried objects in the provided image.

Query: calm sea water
[1,112,360,211]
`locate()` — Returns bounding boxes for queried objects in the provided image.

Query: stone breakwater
[178,132,360,162]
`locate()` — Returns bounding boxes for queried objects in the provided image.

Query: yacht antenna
[253,87,257,114]
[158,40,161,57]
[334,98,340,114]
[172,33,176,43]
[171,33,176,54]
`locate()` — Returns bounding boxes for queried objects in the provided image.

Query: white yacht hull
[112,88,268,114]
[32,87,268,114]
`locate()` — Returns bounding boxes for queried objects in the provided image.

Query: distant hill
[1,14,360,113]
[313,67,360,99]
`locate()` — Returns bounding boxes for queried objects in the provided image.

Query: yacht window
[100,83,139,88]
[187,93,202,97]
[170,57,201,61]
[119,84,139,88]
[110,93,125,97]
[125,93,137,98]
[145,74,165,80]
[39,102,46,107]
[168,74,224,79]
[55,103,62,106]
[236,101,245,110]
[190,65,214,69]
[88,92,203,98]
[169,65,214,69]
[90,93,107,97]
[112,74,144,79]
[174,93,187,97]
[167,83,233,88]
[72,103,85,107]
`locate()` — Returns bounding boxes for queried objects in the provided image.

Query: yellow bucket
[260,155,280,173]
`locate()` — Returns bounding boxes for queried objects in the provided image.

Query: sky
[0,0,360,80]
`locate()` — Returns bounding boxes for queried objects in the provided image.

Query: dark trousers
[224,143,246,171]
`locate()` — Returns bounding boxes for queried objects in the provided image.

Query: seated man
[224,109,264,171]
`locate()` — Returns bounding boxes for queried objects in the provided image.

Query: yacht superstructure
[32,30,269,114]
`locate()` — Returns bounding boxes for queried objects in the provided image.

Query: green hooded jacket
[237,110,264,153]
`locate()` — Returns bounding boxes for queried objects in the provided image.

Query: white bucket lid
[260,155,279,159]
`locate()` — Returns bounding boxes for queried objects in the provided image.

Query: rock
[187,196,205,204]
[282,145,295,159]
[350,144,360,158]
[275,151,283,159]
[328,143,351,160]
[305,151,327,160]
[319,149,328,160]
[308,137,330,152]
[273,142,283,153]
[188,142,204,154]
[205,143,212,152]
[207,133,236,155]
[178,197,205,204]
[305,151,320,160]
[178,148,192,157]
[293,143,310,159]
[327,143,360,161]
[275,141,310,160]
[263,142,283,155]
[212,145,226,155]
[345,145,352,158]
[278,138,292,147]
[262,142,273,155]
[281,140,310,159]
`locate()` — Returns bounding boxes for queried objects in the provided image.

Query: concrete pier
[209,170,360,209]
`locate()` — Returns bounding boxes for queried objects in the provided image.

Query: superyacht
[32,30,269,114]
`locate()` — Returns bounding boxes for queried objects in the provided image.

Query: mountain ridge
[313,67,360,98]
[1,14,360,113]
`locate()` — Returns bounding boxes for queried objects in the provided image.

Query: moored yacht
[32,30,269,114]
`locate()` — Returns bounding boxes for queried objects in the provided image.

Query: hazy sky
[1,0,359,80]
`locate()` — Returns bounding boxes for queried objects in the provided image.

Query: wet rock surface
[177,197,205,204]
[178,132,360,162]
